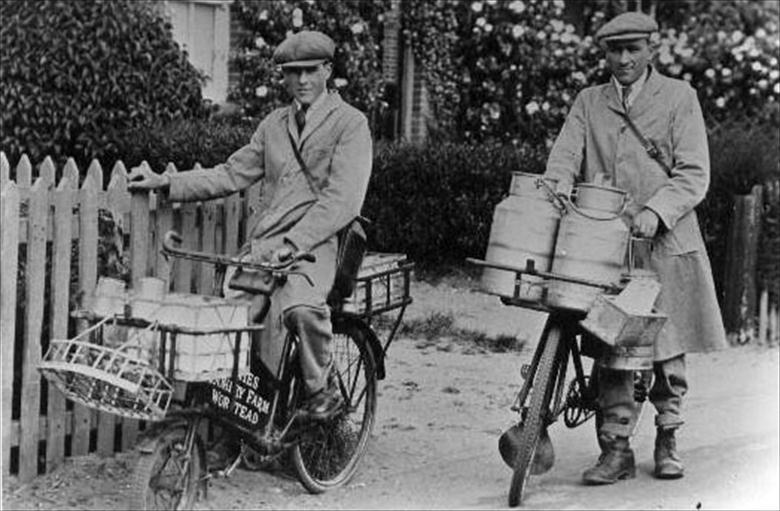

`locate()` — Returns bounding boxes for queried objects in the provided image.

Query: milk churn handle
[534,177,568,211]
[562,192,629,221]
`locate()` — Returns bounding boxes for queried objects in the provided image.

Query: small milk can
[481,172,562,301]
[546,183,630,312]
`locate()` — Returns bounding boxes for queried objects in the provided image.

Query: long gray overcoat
[167,91,373,313]
[545,66,727,361]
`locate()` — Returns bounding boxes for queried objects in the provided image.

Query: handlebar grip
[297,252,316,263]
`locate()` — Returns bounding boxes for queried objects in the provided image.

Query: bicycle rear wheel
[291,320,377,493]
[508,323,563,507]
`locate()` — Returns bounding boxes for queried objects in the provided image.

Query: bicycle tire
[508,323,563,507]
[129,427,204,510]
[290,320,377,493]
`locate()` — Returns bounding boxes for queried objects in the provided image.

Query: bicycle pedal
[520,363,531,380]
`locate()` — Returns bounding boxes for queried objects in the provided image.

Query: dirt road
[3,276,778,510]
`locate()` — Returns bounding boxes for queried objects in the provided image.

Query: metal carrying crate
[341,253,413,316]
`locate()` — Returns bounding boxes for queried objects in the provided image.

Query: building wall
[161,0,233,103]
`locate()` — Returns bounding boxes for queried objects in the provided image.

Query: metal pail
[481,172,561,300]
[546,184,630,312]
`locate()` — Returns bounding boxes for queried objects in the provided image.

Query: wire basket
[39,316,173,421]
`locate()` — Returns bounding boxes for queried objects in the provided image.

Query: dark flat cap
[595,12,658,44]
[273,30,335,68]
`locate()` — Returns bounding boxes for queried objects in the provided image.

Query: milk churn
[481,172,562,301]
[546,183,630,312]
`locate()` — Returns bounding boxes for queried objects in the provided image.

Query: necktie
[295,106,307,134]
[622,84,632,112]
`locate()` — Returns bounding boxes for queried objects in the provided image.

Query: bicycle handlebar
[162,230,315,273]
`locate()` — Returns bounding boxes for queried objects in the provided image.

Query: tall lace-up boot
[582,433,636,485]
[654,427,684,479]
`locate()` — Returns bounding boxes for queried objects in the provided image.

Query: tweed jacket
[545,66,727,360]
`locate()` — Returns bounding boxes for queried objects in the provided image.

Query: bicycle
[468,242,666,507]
[40,230,414,510]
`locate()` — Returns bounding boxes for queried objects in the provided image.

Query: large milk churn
[481,172,562,301]
[546,183,630,312]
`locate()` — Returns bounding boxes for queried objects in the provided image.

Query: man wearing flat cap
[129,30,372,424]
[544,11,727,484]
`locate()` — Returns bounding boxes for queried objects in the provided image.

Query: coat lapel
[286,104,299,145]
[299,92,340,147]
[602,81,623,115]
[627,66,663,119]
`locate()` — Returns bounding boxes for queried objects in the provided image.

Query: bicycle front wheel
[291,320,377,493]
[130,426,204,510]
[508,323,563,507]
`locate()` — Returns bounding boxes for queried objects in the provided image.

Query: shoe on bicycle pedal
[299,385,344,421]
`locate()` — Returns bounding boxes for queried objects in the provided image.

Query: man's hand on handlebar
[128,164,170,192]
[632,208,660,238]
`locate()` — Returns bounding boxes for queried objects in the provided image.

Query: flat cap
[273,30,335,68]
[595,12,658,44]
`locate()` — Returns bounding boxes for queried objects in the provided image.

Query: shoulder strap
[287,131,318,195]
[618,111,673,177]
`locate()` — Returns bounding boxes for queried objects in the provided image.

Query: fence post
[1,184,19,475]
[154,164,177,284]
[73,173,99,456]
[16,154,31,188]
[722,185,763,337]
[19,177,48,481]
[46,172,75,472]
[0,151,9,188]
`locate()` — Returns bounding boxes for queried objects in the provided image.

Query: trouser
[597,354,688,438]
[283,305,333,395]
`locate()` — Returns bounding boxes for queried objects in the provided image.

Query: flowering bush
[228,0,389,123]
[402,0,780,144]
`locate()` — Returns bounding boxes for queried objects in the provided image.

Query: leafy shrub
[402,0,779,144]
[699,119,780,298]
[364,140,547,267]
[228,0,389,123]
[0,0,207,169]
[112,117,256,171]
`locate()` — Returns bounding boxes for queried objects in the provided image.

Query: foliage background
[0,0,207,169]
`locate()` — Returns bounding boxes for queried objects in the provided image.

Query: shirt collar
[613,66,649,108]
[294,89,329,119]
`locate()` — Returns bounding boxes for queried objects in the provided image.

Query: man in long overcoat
[129,30,373,421]
[544,12,727,484]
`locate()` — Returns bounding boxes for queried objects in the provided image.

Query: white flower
[752,61,763,72]
[748,48,760,58]
[734,52,744,62]
[562,92,570,102]
[484,23,493,33]
[487,0,497,5]
[668,64,682,75]
[488,103,501,120]
[705,68,716,79]
[572,71,586,83]
[333,78,348,88]
[659,50,674,65]
[471,1,483,13]
[476,17,486,27]
[254,37,266,49]
[554,48,563,57]
[541,101,550,112]
[749,87,758,95]
[255,85,268,98]
[722,68,732,77]
[551,20,564,32]
[770,69,779,80]
[715,97,726,108]
[683,73,692,81]
[756,28,767,39]
[525,101,540,115]
[515,88,523,99]
[774,83,780,94]
[731,30,744,43]
[292,8,303,27]
[512,25,525,39]
[771,57,779,67]
[508,0,525,14]
[758,79,769,90]
[553,0,564,8]
[536,30,547,40]
[565,24,575,33]
[259,9,268,21]
[351,22,364,34]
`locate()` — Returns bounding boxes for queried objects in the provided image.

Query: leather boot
[582,434,636,485]
[654,427,684,479]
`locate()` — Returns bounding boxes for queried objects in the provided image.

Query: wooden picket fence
[0,151,262,482]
